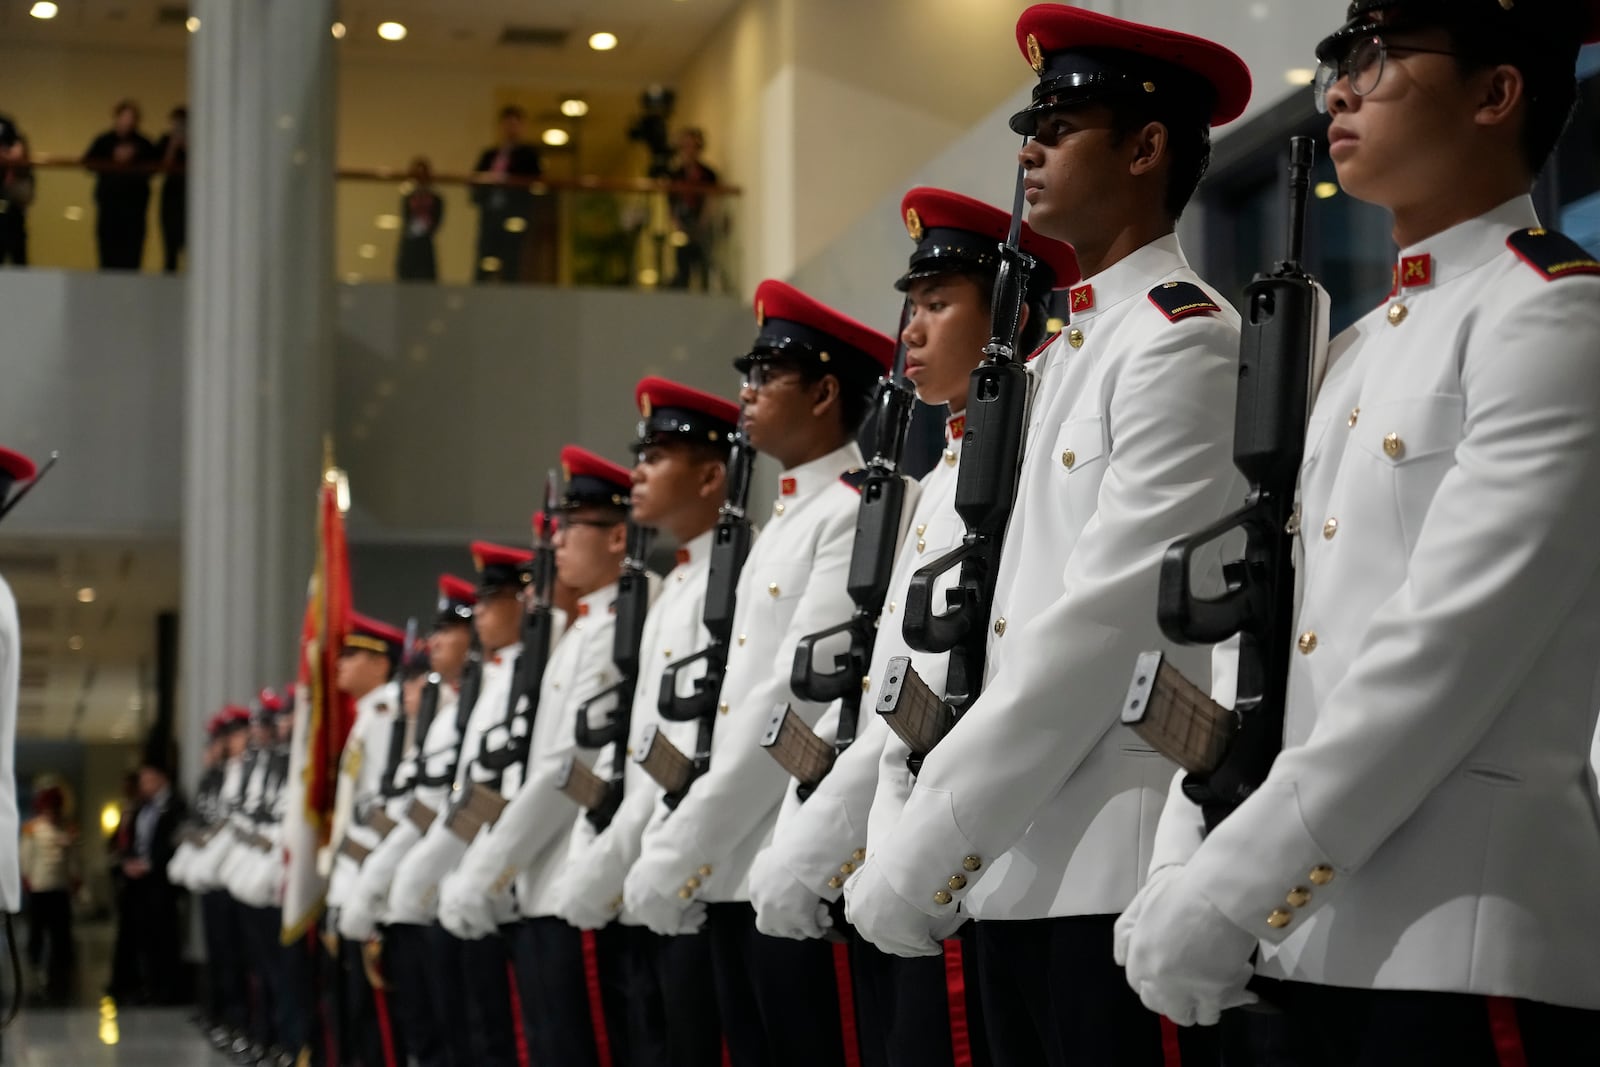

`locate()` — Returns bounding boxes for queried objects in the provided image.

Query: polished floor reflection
[3,1006,219,1066]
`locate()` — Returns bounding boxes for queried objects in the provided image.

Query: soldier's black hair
[1102,99,1213,221]
[1443,27,1580,176]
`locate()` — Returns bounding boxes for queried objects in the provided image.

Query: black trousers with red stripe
[1224,979,1600,1067]
[849,928,993,1067]
[507,916,632,1067]
[636,926,722,1067]
[973,914,1221,1067]
[706,901,848,1067]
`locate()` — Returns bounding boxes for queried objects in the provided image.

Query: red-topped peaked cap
[897,187,1081,296]
[220,704,253,731]
[436,573,477,628]
[1317,0,1600,65]
[634,376,741,451]
[740,280,898,391]
[1010,5,1253,134]
[344,612,405,661]
[0,447,37,500]
[253,687,284,723]
[559,445,632,512]
[472,541,534,596]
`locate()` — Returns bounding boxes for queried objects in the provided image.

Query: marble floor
[2,1005,223,1067]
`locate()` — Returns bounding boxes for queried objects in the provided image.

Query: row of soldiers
[177,1,1600,1065]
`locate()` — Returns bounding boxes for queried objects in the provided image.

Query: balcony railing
[2,157,742,293]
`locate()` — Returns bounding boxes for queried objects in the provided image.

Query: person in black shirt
[667,127,720,291]
[84,99,158,271]
[470,105,541,283]
[397,155,444,282]
[154,106,188,273]
[0,113,33,266]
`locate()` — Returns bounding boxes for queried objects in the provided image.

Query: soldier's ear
[701,459,727,500]
[808,373,841,420]
[608,521,628,555]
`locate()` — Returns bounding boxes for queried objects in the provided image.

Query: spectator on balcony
[84,99,158,271]
[470,105,541,284]
[155,106,188,274]
[667,127,719,291]
[0,114,32,266]
[397,156,444,282]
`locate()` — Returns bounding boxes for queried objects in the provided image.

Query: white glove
[843,860,962,958]
[553,854,626,932]
[339,893,380,942]
[1120,865,1259,1027]
[749,847,831,941]
[1113,864,1179,967]
[623,860,706,937]
[438,869,499,941]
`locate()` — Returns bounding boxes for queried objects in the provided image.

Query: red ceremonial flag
[282,465,356,942]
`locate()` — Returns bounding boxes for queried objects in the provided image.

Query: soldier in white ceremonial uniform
[624,280,895,1067]
[190,706,253,1049]
[845,8,1252,1066]
[322,613,404,1067]
[386,542,541,1067]
[0,447,33,1053]
[550,378,740,1066]
[749,187,1077,1067]
[1120,2,1600,1063]
[439,446,635,1066]
[340,574,475,1067]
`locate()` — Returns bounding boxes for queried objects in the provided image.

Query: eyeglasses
[740,361,803,392]
[1313,34,1460,114]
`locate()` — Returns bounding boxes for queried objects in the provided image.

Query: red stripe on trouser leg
[504,959,531,1067]
[941,938,974,1067]
[371,981,398,1067]
[721,1039,732,1067]
[1159,1016,1182,1066]
[580,930,615,1067]
[1487,997,1530,1067]
[832,941,863,1067]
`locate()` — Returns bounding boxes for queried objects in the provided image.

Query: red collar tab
[577,602,591,618]
[946,414,966,442]
[780,477,798,496]
[1400,253,1432,289]
[675,547,692,567]
[1069,284,1095,314]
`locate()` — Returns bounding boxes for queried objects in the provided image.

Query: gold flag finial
[322,434,336,479]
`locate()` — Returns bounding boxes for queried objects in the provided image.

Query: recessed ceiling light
[63,205,83,221]
[588,31,618,51]
[358,243,378,259]
[541,128,570,147]
[186,16,200,32]
[77,587,96,603]
[68,635,84,651]
[1249,2,1271,19]
[637,268,660,286]
[1284,68,1316,86]
[1314,181,1339,200]
[378,21,407,41]
[560,99,589,118]
[375,214,401,231]
[29,2,58,20]
[331,21,347,39]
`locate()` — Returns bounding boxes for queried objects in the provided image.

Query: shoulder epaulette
[838,468,868,494]
[1147,280,1221,321]
[1026,333,1059,362]
[1506,228,1600,282]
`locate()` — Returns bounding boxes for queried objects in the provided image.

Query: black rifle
[378,617,419,799]
[478,472,561,778]
[888,156,1038,770]
[763,300,917,797]
[650,420,756,808]
[1122,137,1326,829]
[0,450,58,526]
[568,521,657,830]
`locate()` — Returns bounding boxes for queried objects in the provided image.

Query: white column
[179,0,337,787]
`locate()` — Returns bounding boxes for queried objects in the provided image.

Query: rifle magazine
[404,798,438,834]
[1122,651,1236,775]
[634,724,694,795]
[557,756,611,811]
[759,704,835,790]
[876,656,954,758]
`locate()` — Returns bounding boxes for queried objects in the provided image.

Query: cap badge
[905,207,924,242]
[756,299,766,326]
[1143,81,1157,93]
[1026,33,1044,73]
[640,393,652,418]
[561,461,572,480]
